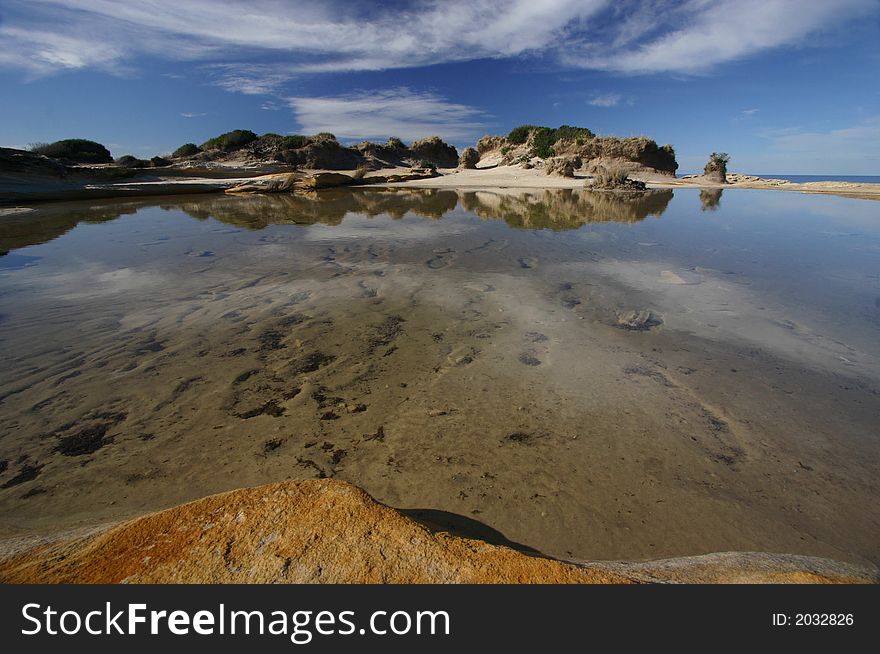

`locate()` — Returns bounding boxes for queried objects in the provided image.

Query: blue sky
[1,0,879,173]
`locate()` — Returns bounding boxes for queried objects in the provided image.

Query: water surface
[1,187,878,564]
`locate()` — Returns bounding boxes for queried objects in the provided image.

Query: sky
[1,0,879,174]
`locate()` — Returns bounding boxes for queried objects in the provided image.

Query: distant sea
[678,173,880,184]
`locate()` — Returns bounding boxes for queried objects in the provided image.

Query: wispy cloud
[752,117,880,173]
[0,0,871,84]
[288,88,490,142]
[588,93,623,107]
[179,112,207,118]
[566,0,875,74]
[741,108,760,116]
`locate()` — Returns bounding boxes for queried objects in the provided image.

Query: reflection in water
[0,186,879,566]
[1,188,674,252]
[180,188,673,232]
[0,201,139,253]
[700,188,723,211]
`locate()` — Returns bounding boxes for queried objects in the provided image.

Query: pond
[1,187,878,565]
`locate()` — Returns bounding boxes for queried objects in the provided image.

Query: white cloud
[288,88,489,142]
[742,108,760,116]
[179,112,207,118]
[0,25,126,77]
[0,0,871,84]
[568,0,875,74]
[588,93,622,107]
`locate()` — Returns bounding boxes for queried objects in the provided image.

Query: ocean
[679,173,880,184]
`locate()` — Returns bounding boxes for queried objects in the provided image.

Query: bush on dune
[281,135,310,150]
[200,129,258,152]
[115,155,150,168]
[30,139,113,164]
[504,124,597,159]
[172,143,201,158]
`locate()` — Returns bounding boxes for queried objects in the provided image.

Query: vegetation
[507,125,537,144]
[29,139,113,164]
[417,160,437,171]
[593,164,630,187]
[172,143,201,158]
[591,163,647,190]
[280,135,309,150]
[530,127,557,158]
[554,124,595,142]
[115,155,149,168]
[200,129,258,152]
[703,152,730,182]
[505,124,596,159]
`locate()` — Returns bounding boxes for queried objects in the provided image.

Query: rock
[545,155,582,177]
[225,173,302,194]
[409,136,458,168]
[0,480,874,584]
[476,135,506,154]
[458,147,480,169]
[301,172,356,189]
[616,309,662,331]
[703,152,729,184]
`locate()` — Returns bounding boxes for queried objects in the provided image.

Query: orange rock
[0,480,875,584]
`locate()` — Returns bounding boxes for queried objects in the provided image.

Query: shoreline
[3,165,880,209]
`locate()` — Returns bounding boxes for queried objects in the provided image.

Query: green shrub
[115,155,149,168]
[200,129,258,152]
[507,125,537,144]
[281,135,309,150]
[150,156,171,167]
[555,124,595,142]
[172,143,201,158]
[500,145,511,155]
[505,124,594,158]
[30,139,113,163]
[530,127,556,158]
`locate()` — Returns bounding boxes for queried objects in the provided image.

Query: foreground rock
[0,480,873,584]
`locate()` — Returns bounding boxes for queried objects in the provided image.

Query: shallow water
[1,187,878,564]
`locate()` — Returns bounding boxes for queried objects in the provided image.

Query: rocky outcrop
[476,135,505,154]
[409,136,459,168]
[0,480,874,584]
[475,127,678,175]
[545,155,581,177]
[458,147,480,169]
[703,152,729,183]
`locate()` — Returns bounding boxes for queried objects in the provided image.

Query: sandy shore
[3,164,878,205]
[380,165,880,200]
